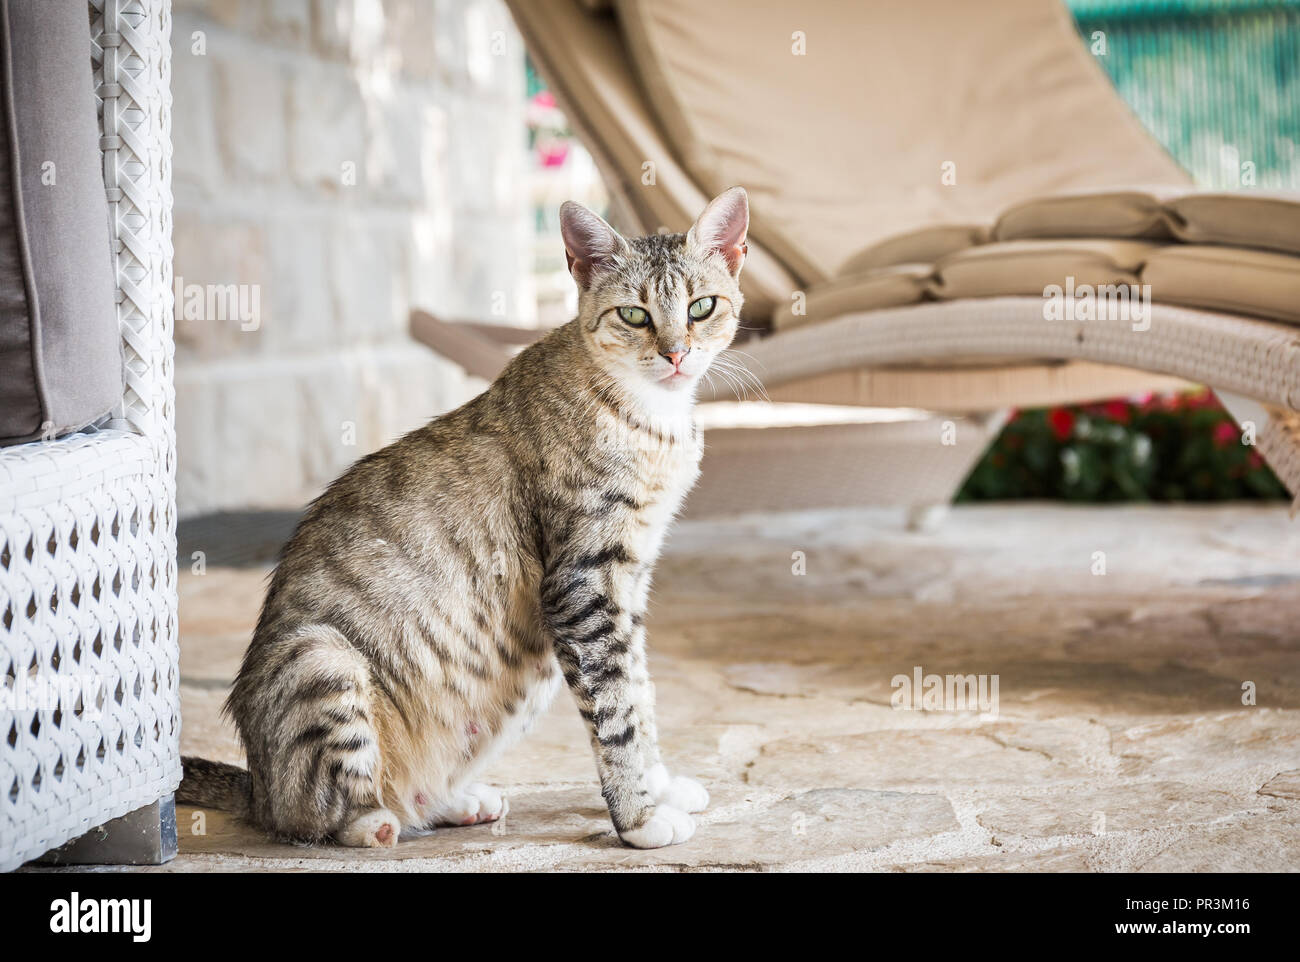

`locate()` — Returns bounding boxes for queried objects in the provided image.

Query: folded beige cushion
[1143,245,1300,324]
[769,238,1300,334]
[994,187,1184,242]
[1167,192,1300,257]
[836,225,990,277]
[931,239,1158,300]
[772,264,930,330]
[993,187,1300,260]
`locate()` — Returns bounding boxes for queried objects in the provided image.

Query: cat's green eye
[617,306,650,327]
[688,296,715,321]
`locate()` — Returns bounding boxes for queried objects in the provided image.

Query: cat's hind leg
[253,625,401,847]
[337,807,401,847]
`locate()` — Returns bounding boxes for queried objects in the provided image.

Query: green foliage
[957,392,1289,502]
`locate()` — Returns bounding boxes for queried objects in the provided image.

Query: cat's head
[559,187,748,399]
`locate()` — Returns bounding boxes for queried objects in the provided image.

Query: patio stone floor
[55,503,1300,871]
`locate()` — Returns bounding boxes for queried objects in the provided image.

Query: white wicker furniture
[0,0,177,871]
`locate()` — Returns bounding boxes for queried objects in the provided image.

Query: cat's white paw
[466,783,508,823]
[430,783,508,826]
[660,775,709,813]
[619,805,695,849]
[645,763,709,813]
[337,808,401,848]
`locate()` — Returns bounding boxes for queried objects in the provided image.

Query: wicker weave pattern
[722,298,1300,414]
[0,0,178,871]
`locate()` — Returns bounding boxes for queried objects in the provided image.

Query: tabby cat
[178,187,750,849]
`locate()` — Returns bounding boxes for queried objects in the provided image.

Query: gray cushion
[0,0,121,446]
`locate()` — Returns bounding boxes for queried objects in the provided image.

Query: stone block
[436,0,523,99]
[383,0,439,80]
[265,213,334,353]
[170,45,220,195]
[311,0,357,61]
[288,62,366,190]
[447,91,528,215]
[364,90,440,203]
[327,217,410,344]
[172,213,268,360]
[446,213,532,323]
[263,0,312,46]
[216,57,287,181]
[175,345,478,515]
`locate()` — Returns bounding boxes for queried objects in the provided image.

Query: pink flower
[1212,421,1238,448]
[1101,400,1131,424]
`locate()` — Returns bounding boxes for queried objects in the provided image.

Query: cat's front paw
[646,763,710,813]
[618,805,695,849]
[660,775,709,813]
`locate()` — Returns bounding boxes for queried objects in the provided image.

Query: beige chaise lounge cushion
[1168,192,1300,257]
[1143,246,1300,324]
[994,187,1300,257]
[993,188,1184,242]
[774,240,1300,330]
[832,189,1300,279]
[931,239,1156,300]
[836,225,992,276]
[775,240,1157,330]
[771,264,931,329]
[616,0,1190,284]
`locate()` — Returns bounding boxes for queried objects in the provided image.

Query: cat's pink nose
[662,349,689,372]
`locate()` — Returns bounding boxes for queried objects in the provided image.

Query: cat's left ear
[688,186,748,277]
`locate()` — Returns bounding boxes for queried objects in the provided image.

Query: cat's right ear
[559,201,625,289]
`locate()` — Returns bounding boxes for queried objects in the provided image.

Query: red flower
[1047,408,1075,441]
[1101,400,1131,424]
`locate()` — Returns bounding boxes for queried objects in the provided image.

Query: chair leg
[905,503,951,532]
[1215,391,1300,509]
[902,409,1008,531]
[35,795,178,867]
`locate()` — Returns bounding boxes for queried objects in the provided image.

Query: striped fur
[180,188,750,848]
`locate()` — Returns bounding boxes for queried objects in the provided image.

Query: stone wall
[171,0,532,516]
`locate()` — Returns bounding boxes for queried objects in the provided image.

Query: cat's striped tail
[178,756,252,817]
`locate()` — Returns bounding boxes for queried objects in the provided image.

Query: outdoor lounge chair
[412,0,1300,509]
